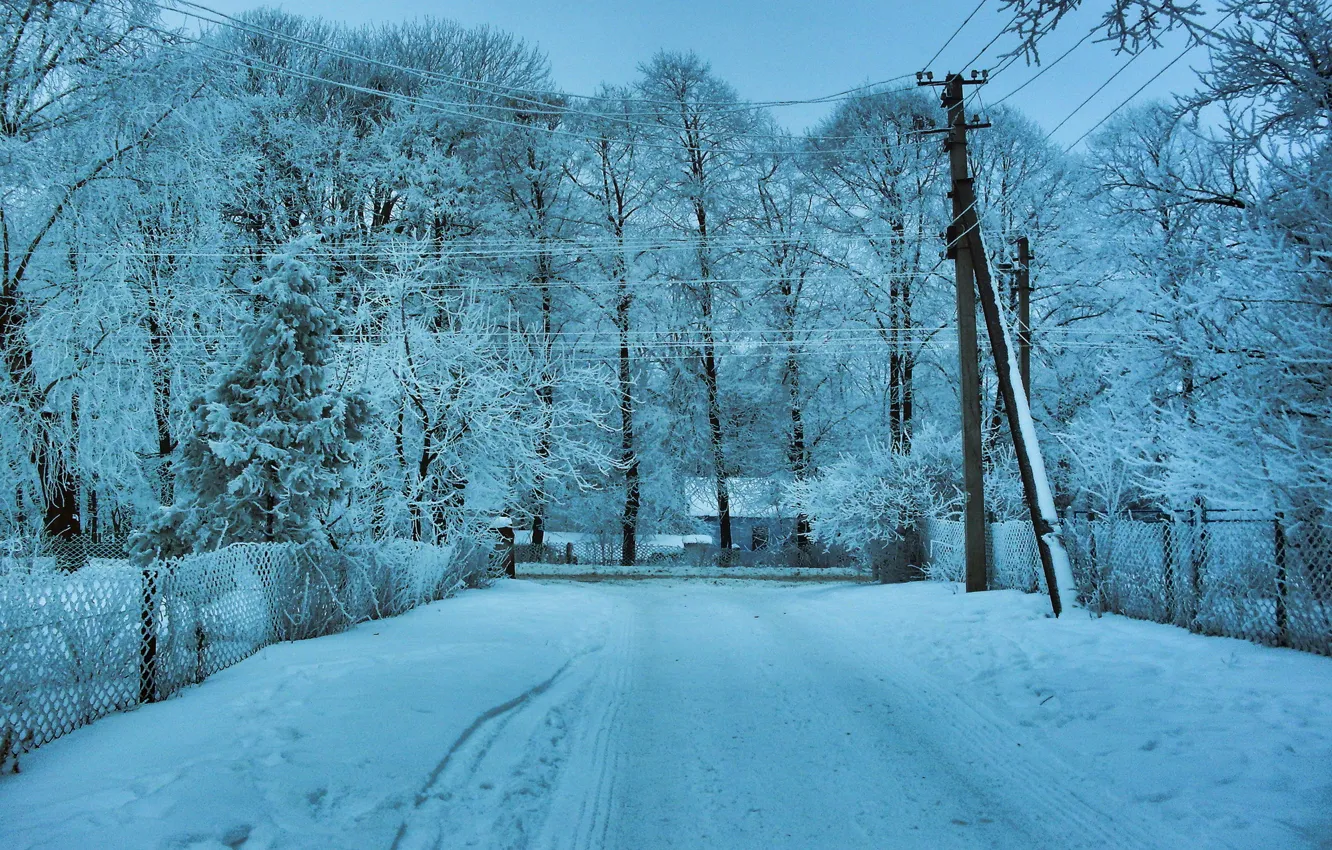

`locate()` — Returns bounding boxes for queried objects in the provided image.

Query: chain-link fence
[1065,512,1331,656]
[513,535,849,570]
[0,539,488,765]
[1,535,130,574]
[919,518,1045,592]
[920,513,1332,657]
[515,539,707,568]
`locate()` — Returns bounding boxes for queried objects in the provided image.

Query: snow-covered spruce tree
[131,241,369,561]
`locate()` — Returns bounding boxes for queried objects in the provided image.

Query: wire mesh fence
[1065,512,1331,656]
[1,536,131,573]
[512,534,850,570]
[1,538,489,765]
[920,513,1332,657]
[919,518,1045,592]
[514,539,708,567]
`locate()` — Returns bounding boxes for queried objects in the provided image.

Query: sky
[176,0,1225,148]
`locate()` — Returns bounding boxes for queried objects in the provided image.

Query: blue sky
[181,0,1221,148]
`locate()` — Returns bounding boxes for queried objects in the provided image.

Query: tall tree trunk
[701,320,731,555]
[616,261,639,566]
[781,276,811,553]
[693,204,730,557]
[144,305,176,504]
[414,428,436,543]
[787,353,811,551]
[531,267,553,549]
[3,282,79,540]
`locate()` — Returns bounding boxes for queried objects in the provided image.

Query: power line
[1062,7,1238,151]
[921,0,989,74]
[151,0,1027,152]
[1042,50,1143,140]
[141,23,945,159]
[960,12,1020,72]
[159,0,918,115]
[988,29,1095,108]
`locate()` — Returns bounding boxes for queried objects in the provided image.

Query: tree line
[1,0,1328,564]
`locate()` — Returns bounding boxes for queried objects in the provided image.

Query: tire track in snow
[539,602,635,850]
[389,604,633,850]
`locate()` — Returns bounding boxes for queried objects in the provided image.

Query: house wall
[698,516,796,551]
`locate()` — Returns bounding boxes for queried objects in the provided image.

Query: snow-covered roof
[512,531,713,548]
[684,477,793,519]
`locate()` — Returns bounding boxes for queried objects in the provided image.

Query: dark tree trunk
[888,260,916,452]
[691,200,730,557]
[37,434,80,540]
[39,394,80,541]
[703,335,731,555]
[617,275,639,567]
[531,274,554,550]
[144,305,176,503]
[413,430,435,544]
[781,278,811,552]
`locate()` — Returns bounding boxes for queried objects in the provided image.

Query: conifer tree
[132,240,369,560]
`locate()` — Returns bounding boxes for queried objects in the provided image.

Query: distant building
[683,477,796,551]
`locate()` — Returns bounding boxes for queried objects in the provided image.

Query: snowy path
[2,580,1329,849]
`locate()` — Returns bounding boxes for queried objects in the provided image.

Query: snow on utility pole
[1016,236,1032,397]
[997,236,1033,396]
[918,70,989,593]
[959,205,1078,616]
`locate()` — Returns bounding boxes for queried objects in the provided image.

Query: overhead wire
[158,0,918,115]
[135,22,943,159]
[921,0,989,74]
[149,0,1031,153]
[152,0,929,139]
[988,28,1095,108]
[1061,6,1238,151]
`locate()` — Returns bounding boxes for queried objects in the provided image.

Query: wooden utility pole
[919,70,989,593]
[1016,236,1032,397]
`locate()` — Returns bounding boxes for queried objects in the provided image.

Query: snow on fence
[921,514,1332,656]
[0,539,490,761]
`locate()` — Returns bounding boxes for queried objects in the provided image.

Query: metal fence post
[499,525,515,578]
[1275,513,1288,647]
[1190,505,1208,633]
[138,567,159,704]
[1162,517,1176,625]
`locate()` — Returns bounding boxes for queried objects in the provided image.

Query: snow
[511,532,710,549]
[517,563,866,580]
[2,580,1328,849]
[993,291,1079,607]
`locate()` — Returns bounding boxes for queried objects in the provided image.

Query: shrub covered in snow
[789,428,963,557]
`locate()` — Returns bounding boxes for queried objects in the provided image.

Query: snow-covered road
[3,580,1329,849]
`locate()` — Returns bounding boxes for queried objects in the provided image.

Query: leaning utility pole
[919,70,989,593]
[998,237,1033,396]
[1016,236,1032,397]
[958,206,1076,615]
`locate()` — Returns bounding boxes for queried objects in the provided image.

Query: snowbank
[1,580,1326,849]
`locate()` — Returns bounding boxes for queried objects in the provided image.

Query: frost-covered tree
[636,51,761,554]
[132,242,369,559]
